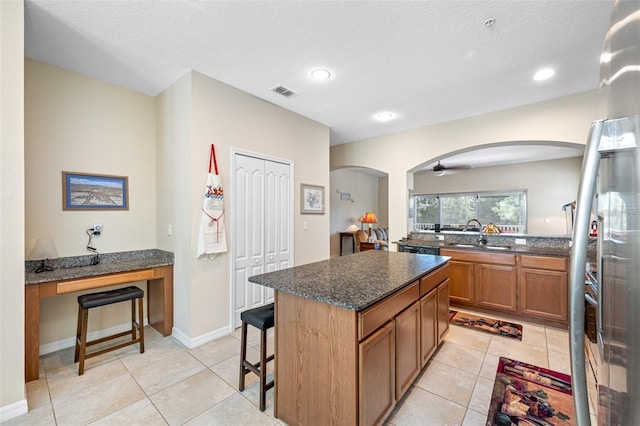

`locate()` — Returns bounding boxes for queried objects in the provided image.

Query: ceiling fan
[432,161,471,176]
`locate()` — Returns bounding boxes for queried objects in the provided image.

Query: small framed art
[300,183,324,214]
[62,171,129,210]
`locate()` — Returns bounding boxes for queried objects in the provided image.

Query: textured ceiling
[24,0,613,150]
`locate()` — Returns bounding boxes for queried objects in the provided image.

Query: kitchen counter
[396,239,570,257]
[25,249,174,284]
[248,250,450,311]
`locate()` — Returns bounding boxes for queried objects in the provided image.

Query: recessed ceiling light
[533,68,555,81]
[310,68,332,80]
[374,112,395,122]
[484,18,496,28]
[600,52,612,63]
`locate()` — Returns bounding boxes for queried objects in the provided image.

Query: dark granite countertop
[248,251,450,312]
[395,239,570,257]
[25,249,174,285]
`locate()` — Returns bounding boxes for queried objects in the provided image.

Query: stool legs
[238,322,274,411]
[137,297,145,353]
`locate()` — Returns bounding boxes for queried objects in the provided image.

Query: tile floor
[4,310,572,426]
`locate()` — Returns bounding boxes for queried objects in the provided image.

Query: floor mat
[449,310,522,340]
[487,357,575,425]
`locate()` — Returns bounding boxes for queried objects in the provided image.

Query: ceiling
[24,0,613,154]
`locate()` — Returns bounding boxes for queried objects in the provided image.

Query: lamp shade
[29,238,59,260]
[362,212,378,224]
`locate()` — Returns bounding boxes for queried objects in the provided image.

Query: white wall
[0,0,26,416]
[412,157,583,235]
[331,90,599,246]
[24,59,157,347]
[158,70,330,342]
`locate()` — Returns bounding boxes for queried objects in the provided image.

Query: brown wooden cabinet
[519,255,568,324]
[447,259,474,305]
[360,321,395,426]
[476,262,517,312]
[437,279,450,341]
[420,288,437,366]
[395,300,421,401]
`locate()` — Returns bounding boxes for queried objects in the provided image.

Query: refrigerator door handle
[569,119,605,426]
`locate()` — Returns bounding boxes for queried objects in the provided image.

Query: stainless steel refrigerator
[570,1,640,425]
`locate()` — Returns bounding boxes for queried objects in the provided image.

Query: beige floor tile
[150,369,236,425]
[486,337,548,368]
[42,346,119,381]
[47,356,129,402]
[25,378,50,410]
[444,324,492,352]
[520,323,547,349]
[1,404,56,426]
[130,350,205,395]
[415,360,477,406]
[185,393,278,425]
[546,329,570,354]
[548,350,571,375]
[466,376,495,415]
[210,347,266,391]
[462,408,487,426]
[240,373,276,415]
[51,373,146,425]
[388,386,466,425]
[433,342,486,375]
[89,398,167,425]
[189,334,241,367]
[478,353,500,380]
[117,332,184,373]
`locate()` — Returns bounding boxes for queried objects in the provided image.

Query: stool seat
[78,286,144,309]
[239,303,275,411]
[240,303,274,330]
[75,286,144,375]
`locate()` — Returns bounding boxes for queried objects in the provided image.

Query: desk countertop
[25,249,174,285]
[248,251,449,312]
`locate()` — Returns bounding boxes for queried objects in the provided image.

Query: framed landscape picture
[62,171,129,210]
[301,183,324,214]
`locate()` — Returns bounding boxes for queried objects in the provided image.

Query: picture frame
[300,183,325,214]
[62,171,129,210]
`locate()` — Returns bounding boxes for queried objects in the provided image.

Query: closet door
[233,153,292,327]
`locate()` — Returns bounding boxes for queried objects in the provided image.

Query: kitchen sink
[452,244,476,248]
[448,243,511,250]
[485,245,511,250]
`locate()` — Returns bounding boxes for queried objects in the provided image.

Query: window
[411,191,527,233]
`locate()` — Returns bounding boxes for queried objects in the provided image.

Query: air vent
[271,85,297,98]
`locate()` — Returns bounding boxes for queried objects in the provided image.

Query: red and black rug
[449,310,523,341]
[487,357,575,425]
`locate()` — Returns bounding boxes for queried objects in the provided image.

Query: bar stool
[74,286,145,375]
[238,303,275,411]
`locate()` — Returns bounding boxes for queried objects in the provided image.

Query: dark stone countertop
[395,239,570,257]
[248,251,450,312]
[25,249,174,285]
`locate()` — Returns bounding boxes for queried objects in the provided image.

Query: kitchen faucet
[464,219,487,245]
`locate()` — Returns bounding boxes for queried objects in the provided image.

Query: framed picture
[300,183,325,214]
[62,171,129,210]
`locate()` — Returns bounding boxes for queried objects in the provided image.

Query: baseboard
[39,318,149,355]
[0,398,28,422]
[171,324,232,349]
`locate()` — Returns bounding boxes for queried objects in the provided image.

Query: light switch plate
[515,238,526,245]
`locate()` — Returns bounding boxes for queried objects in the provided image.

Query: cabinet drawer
[419,263,449,296]
[520,255,567,271]
[359,281,419,340]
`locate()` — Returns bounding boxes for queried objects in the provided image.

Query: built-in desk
[24,249,174,382]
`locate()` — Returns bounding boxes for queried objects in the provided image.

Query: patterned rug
[449,310,522,340]
[487,357,575,425]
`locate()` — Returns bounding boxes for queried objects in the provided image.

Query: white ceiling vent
[271,85,297,98]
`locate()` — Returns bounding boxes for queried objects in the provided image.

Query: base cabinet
[360,321,396,426]
[420,288,438,366]
[448,260,474,305]
[520,255,568,323]
[437,279,450,341]
[477,263,517,312]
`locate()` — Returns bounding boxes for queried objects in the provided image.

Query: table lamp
[29,238,59,273]
[362,212,378,242]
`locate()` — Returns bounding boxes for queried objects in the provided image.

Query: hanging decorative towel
[197,144,228,259]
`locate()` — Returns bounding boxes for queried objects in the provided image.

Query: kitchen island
[249,250,450,426]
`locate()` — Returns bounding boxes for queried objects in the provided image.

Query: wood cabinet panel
[359,281,419,340]
[446,259,474,305]
[520,255,567,271]
[420,288,438,367]
[476,263,517,312]
[520,268,568,322]
[395,301,421,401]
[440,248,515,266]
[360,321,395,426]
[419,264,450,296]
[437,279,450,341]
